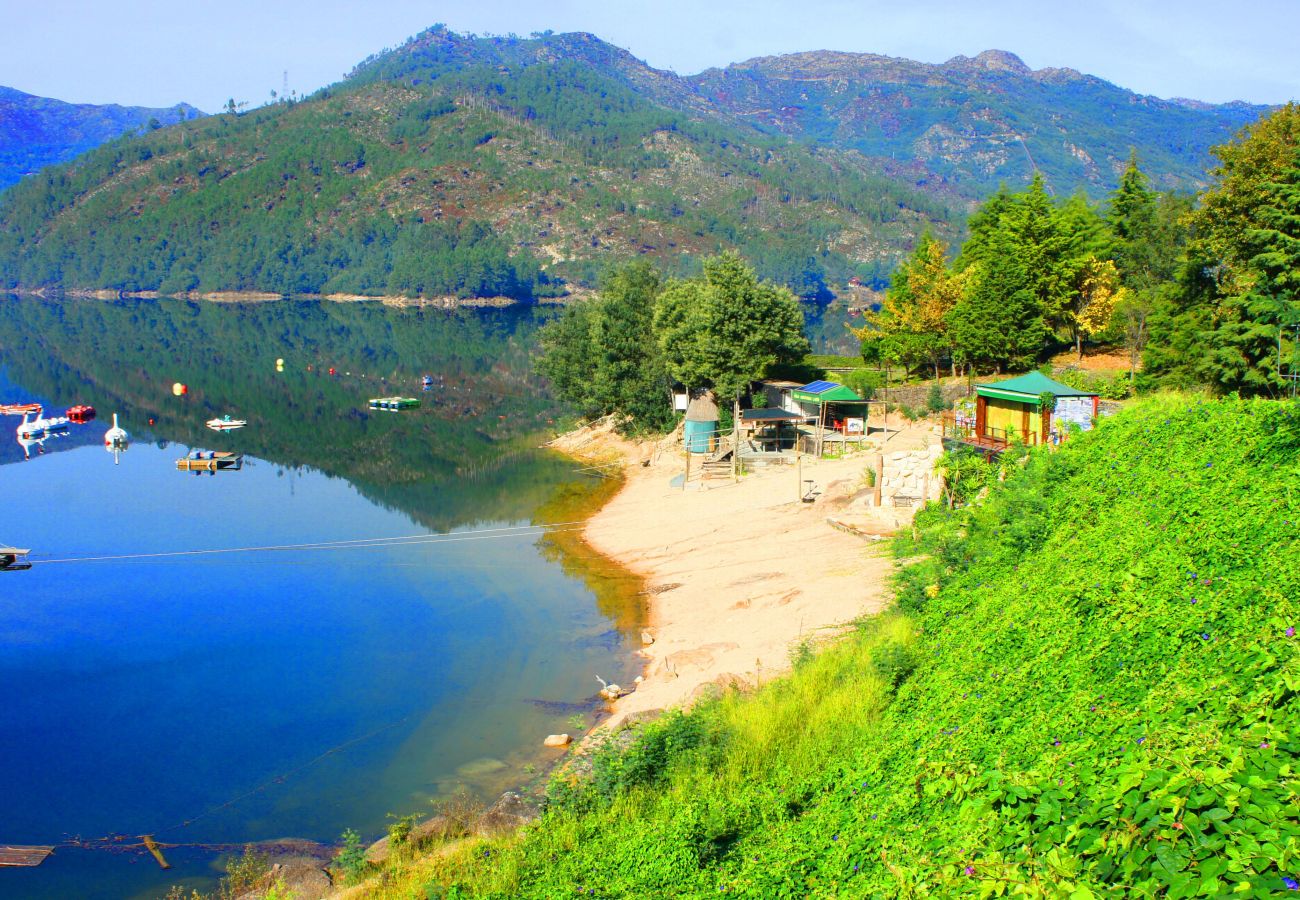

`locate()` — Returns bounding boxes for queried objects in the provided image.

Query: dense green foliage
[857,104,1300,397]
[537,254,808,427]
[400,394,1299,897]
[1147,105,1300,395]
[0,85,201,191]
[655,252,810,400]
[537,261,673,431]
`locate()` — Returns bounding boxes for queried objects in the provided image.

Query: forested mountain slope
[0,30,947,298]
[0,85,201,191]
[689,49,1268,198]
[0,28,1269,298]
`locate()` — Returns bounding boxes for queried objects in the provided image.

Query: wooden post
[731,396,739,482]
[683,444,691,490]
[142,836,171,870]
[873,452,883,507]
[797,451,803,503]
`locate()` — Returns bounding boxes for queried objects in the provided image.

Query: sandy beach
[552,421,938,729]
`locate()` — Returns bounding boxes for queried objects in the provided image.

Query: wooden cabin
[949,372,1100,451]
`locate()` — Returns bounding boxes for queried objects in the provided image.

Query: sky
[1,0,1296,113]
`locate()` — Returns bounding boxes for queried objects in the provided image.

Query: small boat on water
[16,410,70,439]
[176,449,244,472]
[206,415,248,431]
[104,413,129,464]
[66,404,96,422]
[0,402,43,416]
[369,396,420,411]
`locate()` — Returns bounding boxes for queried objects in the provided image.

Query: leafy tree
[654,252,809,401]
[1069,256,1125,359]
[1155,105,1300,394]
[537,261,671,430]
[859,232,968,380]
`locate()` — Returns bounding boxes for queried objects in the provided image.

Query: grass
[347,393,1300,898]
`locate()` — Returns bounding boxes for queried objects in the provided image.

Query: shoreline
[550,419,925,734]
[0,287,593,307]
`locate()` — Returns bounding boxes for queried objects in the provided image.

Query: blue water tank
[684,418,717,453]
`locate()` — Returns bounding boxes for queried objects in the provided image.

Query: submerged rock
[543,733,572,747]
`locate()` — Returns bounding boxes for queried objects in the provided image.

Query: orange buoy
[171,382,187,397]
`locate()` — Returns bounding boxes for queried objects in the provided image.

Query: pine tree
[947,229,1047,373]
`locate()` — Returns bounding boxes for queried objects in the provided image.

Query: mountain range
[0,27,1271,298]
[0,85,202,191]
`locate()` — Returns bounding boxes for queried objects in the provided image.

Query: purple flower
[1201,633,1210,640]
[1137,737,1146,744]
[832,834,839,842]
[1284,877,1299,891]
[1288,627,1296,638]
[1261,742,1270,749]
[964,865,976,876]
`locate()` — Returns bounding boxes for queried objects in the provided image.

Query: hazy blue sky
[3,0,1296,113]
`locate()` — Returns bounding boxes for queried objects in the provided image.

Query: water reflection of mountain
[0,295,577,532]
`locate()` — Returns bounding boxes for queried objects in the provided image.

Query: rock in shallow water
[543,733,572,747]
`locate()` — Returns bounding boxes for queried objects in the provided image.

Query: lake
[0,296,644,899]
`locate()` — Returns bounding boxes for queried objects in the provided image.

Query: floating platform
[368,396,420,411]
[0,845,53,867]
[176,451,243,472]
[0,547,31,571]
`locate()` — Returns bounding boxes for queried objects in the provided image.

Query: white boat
[206,415,247,431]
[16,410,67,439]
[104,413,129,465]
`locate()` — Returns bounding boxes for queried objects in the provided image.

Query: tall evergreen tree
[947,229,1047,373]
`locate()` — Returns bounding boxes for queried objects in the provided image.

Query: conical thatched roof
[684,391,720,422]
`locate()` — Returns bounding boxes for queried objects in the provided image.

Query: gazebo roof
[975,372,1097,403]
[741,408,804,422]
[791,380,865,403]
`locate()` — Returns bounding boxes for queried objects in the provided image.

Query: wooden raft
[0,845,54,867]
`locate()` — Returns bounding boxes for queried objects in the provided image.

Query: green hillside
[365,395,1300,897]
[0,30,950,299]
[0,28,1269,300]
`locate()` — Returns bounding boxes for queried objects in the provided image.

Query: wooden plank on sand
[0,845,54,867]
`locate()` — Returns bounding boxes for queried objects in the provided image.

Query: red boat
[66,404,97,422]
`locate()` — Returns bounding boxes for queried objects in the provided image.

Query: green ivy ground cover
[414,395,1298,898]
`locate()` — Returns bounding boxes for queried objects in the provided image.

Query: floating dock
[0,845,53,867]
[0,547,31,571]
[368,396,420,411]
[176,452,243,472]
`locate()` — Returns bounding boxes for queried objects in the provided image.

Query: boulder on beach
[543,733,572,747]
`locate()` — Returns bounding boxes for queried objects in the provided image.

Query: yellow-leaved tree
[1071,256,1126,359]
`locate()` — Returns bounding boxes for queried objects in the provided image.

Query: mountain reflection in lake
[0,296,643,900]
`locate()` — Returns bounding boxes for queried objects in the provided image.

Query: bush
[335,829,367,884]
[926,381,947,413]
[870,641,917,688]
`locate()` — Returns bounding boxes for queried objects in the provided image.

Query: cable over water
[28,520,592,566]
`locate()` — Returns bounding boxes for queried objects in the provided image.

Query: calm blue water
[0,297,641,899]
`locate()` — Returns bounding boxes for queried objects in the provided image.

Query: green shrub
[335,828,367,884]
[926,381,947,413]
[870,641,917,688]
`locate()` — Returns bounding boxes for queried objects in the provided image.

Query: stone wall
[876,381,971,409]
[878,443,944,505]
